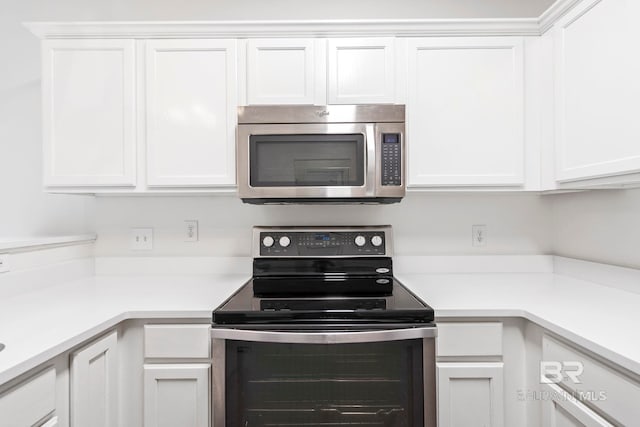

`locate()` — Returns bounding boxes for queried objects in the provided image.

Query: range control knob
[262,236,274,248]
[279,236,291,248]
[354,235,366,247]
[371,235,383,247]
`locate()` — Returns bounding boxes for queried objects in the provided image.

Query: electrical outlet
[185,220,198,242]
[0,254,10,273]
[131,228,153,250]
[472,225,487,247]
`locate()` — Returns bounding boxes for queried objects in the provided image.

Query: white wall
[551,189,640,269]
[0,4,94,238]
[94,193,553,256]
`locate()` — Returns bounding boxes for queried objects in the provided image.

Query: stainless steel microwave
[236,104,406,204]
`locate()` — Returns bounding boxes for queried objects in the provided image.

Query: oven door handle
[210,326,436,344]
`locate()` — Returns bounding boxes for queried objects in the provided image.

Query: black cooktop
[212,278,434,329]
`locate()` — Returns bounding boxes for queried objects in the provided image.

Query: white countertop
[1,271,639,385]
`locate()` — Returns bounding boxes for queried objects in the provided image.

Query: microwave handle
[365,123,377,195]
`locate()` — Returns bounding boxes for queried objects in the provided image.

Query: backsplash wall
[94,193,552,257]
[551,189,640,269]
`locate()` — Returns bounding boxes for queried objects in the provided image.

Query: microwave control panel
[381,133,402,186]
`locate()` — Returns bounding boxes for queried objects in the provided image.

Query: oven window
[226,340,424,427]
[249,134,365,187]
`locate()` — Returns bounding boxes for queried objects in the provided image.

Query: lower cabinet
[0,367,57,426]
[436,321,506,427]
[143,364,210,427]
[437,362,504,427]
[541,383,612,427]
[142,324,212,427]
[70,330,118,427]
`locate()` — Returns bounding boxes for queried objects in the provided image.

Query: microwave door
[237,123,375,200]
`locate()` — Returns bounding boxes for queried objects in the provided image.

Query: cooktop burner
[212,226,434,329]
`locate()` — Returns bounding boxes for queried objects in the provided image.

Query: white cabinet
[436,322,507,427]
[142,324,211,427]
[0,367,56,426]
[245,38,324,105]
[243,37,395,106]
[143,324,210,359]
[42,39,136,187]
[70,331,118,427]
[553,0,640,184]
[143,364,209,427]
[437,362,504,427]
[541,334,639,426]
[327,38,396,104]
[145,39,237,187]
[405,37,525,187]
[542,383,612,427]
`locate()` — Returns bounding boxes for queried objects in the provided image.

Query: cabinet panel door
[0,367,56,427]
[554,0,640,182]
[43,39,136,187]
[246,39,322,105]
[407,37,524,186]
[143,364,209,427]
[437,362,504,427]
[70,331,118,427]
[542,383,613,427]
[146,39,237,186]
[328,38,395,104]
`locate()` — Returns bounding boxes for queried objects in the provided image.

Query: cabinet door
[406,37,524,186]
[542,383,613,427]
[0,367,56,427]
[328,38,395,104]
[42,39,136,187]
[554,0,640,182]
[145,39,237,187]
[70,331,118,427]
[246,38,324,105]
[143,364,209,427]
[437,362,504,427]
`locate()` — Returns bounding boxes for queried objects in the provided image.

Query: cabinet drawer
[144,324,210,359]
[437,322,503,357]
[0,367,56,426]
[542,335,640,426]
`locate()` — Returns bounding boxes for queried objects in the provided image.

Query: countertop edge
[3,305,639,386]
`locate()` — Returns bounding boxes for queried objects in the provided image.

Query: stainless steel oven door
[237,122,405,200]
[211,327,436,427]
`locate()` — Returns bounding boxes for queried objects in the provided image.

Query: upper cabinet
[42,39,136,187]
[245,38,325,105]
[553,0,640,185]
[31,2,640,194]
[145,39,237,187]
[242,38,396,106]
[327,38,396,104]
[405,37,525,187]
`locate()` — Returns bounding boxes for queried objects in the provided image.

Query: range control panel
[381,133,402,186]
[256,228,389,257]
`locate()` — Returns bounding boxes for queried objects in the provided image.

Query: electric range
[212,226,434,330]
[210,226,437,427]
